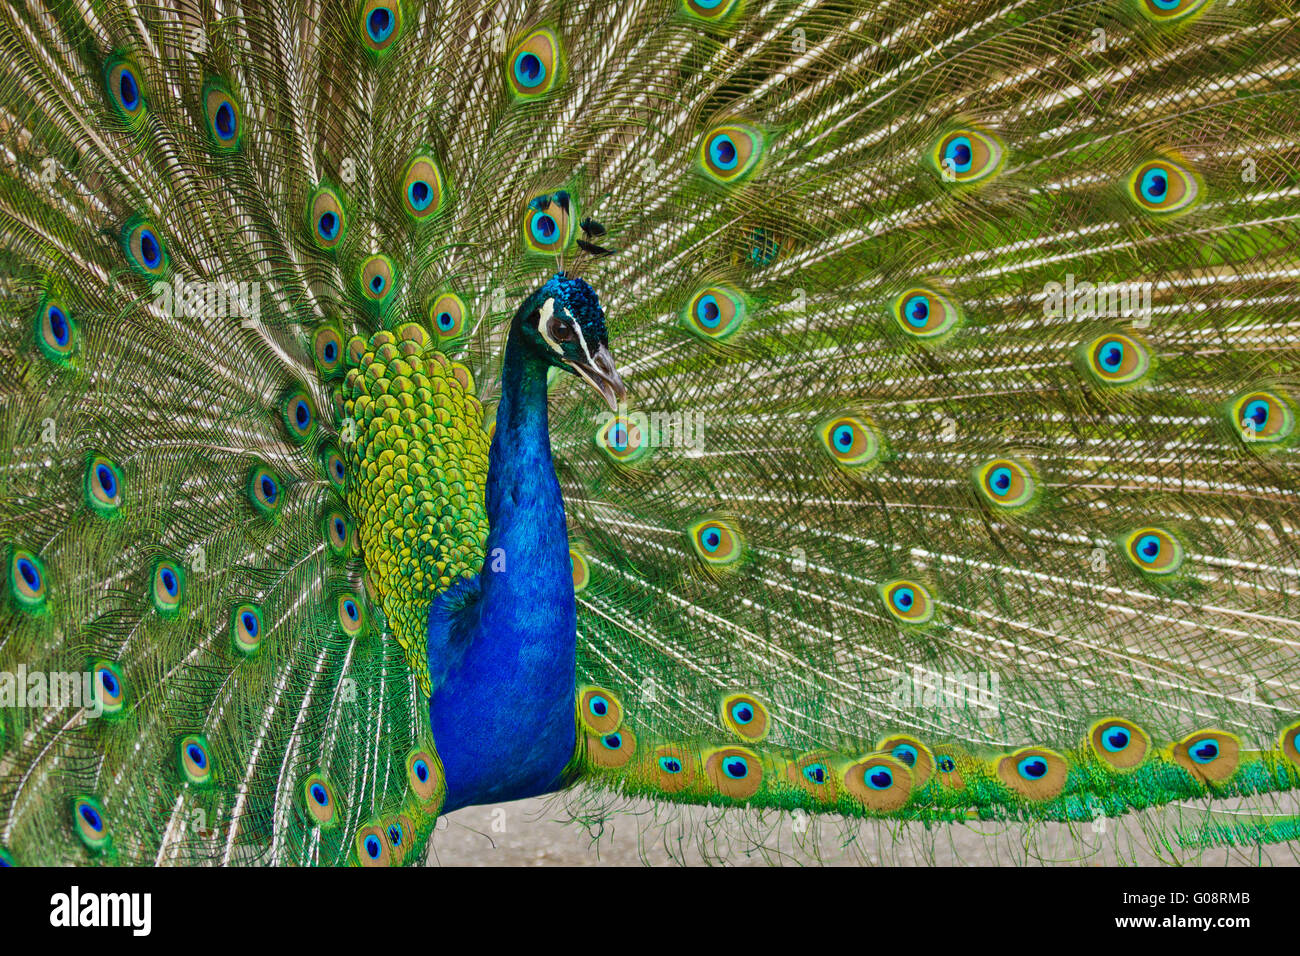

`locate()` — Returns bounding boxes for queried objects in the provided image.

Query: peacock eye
[548,317,577,342]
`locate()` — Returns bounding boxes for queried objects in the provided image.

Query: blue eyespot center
[1191,739,1220,763]
[702,530,721,551]
[139,230,160,268]
[79,804,103,831]
[531,212,557,241]
[367,7,393,42]
[99,669,119,696]
[588,695,608,717]
[515,52,545,88]
[723,757,748,779]
[904,295,929,327]
[990,467,1011,494]
[241,611,258,636]
[323,341,337,362]
[658,756,683,774]
[1017,757,1049,780]
[731,703,753,724]
[365,834,381,858]
[1102,726,1131,752]
[937,756,955,773]
[48,306,69,345]
[318,212,339,240]
[388,825,401,845]
[260,475,277,502]
[695,295,721,328]
[436,311,454,330]
[803,763,827,784]
[414,759,429,782]
[408,180,432,210]
[944,136,973,172]
[1244,400,1269,427]
[834,425,854,448]
[187,743,206,768]
[892,587,915,611]
[96,464,117,497]
[1101,344,1123,371]
[118,70,139,110]
[17,558,39,590]
[343,600,358,621]
[310,783,328,805]
[866,767,893,790]
[294,400,310,428]
[892,745,917,767]
[214,102,235,139]
[710,135,738,170]
[602,733,622,750]
[1141,169,1168,201]
[1137,534,1161,563]
[160,567,177,595]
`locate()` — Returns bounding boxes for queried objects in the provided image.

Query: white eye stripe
[537,297,564,354]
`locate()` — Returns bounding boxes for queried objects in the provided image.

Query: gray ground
[426,788,1300,866]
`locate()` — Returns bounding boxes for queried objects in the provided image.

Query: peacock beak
[565,343,626,412]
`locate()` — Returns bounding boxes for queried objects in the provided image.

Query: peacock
[1,0,1299,868]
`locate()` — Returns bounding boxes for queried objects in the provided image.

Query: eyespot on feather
[880,579,935,625]
[682,285,746,341]
[931,127,1004,184]
[1138,0,1212,23]
[705,746,762,800]
[35,297,77,362]
[178,734,214,786]
[72,796,110,851]
[1079,332,1151,386]
[587,728,636,769]
[578,686,623,735]
[699,124,764,184]
[648,745,698,793]
[1172,730,1240,783]
[523,193,573,254]
[683,0,740,19]
[892,287,961,339]
[688,517,743,567]
[975,457,1036,509]
[996,747,1068,800]
[303,774,340,827]
[360,0,403,53]
[721,693,769,742]
[307,186,347,251]
[595,413,652,464]
[507,28,561,97]
[1088,718,1151,770]
[407,748,443,804]
[1127,157,1200,215]
[231,603,263,655]
[121,217,168,277]
[105,55,146,125]
[92,661,126,716]
[401,154,443,220]
[151,559,185,615]
[878,735,935,788]
[843,754,913,810]
[202,80,241,148]
[85,456,123,517]
[247,463,284,517]
[1123,527,1184,575]
[820,415,881,467]
[8,549,47,611]
[1230,390,1295,444]
[787,752,841,801]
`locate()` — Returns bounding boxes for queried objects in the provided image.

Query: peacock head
[519,272,626,411]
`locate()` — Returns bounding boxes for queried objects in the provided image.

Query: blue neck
[429,316,577,811]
